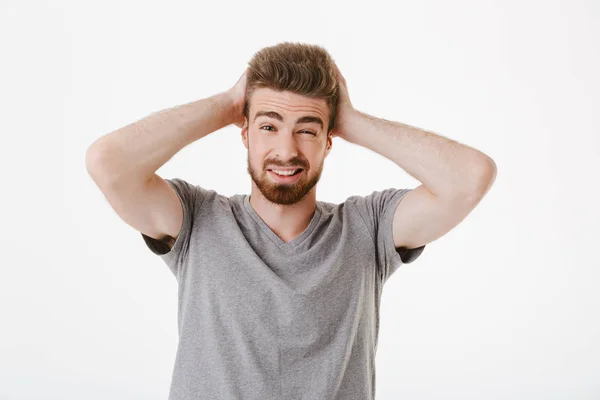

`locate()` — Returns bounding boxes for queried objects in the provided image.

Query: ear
[325,131,333,157]
[241,119,249,150]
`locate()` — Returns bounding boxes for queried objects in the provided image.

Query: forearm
[86,91,236,185]
[342,110,494,200]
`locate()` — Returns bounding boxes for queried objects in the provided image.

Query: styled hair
[243,42,340,134]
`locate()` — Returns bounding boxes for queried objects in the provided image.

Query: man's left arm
[332,67,497,250]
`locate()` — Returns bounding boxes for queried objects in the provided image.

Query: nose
[274,130,299,161]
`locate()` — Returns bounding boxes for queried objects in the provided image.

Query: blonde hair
[243,42,340,134]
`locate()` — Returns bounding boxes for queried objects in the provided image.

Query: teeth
[272,169,298,176]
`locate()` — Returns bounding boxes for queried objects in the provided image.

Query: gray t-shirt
[142,178,425,400]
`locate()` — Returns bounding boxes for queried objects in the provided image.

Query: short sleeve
[350,188,426,283]
[141,177,205,277]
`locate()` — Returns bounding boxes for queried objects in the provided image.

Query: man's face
[242,87,332,206]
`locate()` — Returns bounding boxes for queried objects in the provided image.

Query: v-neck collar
[243,194,322,252]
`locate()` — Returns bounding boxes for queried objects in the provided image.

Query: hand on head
[228,69,248,128]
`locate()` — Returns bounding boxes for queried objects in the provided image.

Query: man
[86,42,496,399]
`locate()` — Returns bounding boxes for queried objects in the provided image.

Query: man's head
[240,42,340,206]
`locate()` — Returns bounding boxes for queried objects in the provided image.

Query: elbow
[86,143,117,187]
[467,156,497,202]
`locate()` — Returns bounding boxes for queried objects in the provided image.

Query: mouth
[267,168,304,183]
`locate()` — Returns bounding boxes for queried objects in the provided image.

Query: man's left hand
[330,64,356,140]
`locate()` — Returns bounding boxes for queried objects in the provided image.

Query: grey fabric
[141,178,425,400]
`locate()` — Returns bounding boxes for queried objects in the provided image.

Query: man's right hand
[228,69,248,128]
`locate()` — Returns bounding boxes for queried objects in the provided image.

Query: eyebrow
[253,110,324,130]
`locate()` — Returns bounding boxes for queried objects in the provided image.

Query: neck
[249,185,317,243]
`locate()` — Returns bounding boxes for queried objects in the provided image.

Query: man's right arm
[85,90,239,249]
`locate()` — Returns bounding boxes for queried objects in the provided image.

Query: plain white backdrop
[1,0,598,399]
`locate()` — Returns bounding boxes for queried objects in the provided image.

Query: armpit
[142,232,176,255]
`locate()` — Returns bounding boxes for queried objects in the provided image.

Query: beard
[247,152,324,206]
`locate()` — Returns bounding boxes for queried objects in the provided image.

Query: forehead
[250,87,328,121]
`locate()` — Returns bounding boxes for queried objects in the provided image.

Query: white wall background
[1,0,598,399]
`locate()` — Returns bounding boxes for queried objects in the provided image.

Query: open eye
[300,130,316,135]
